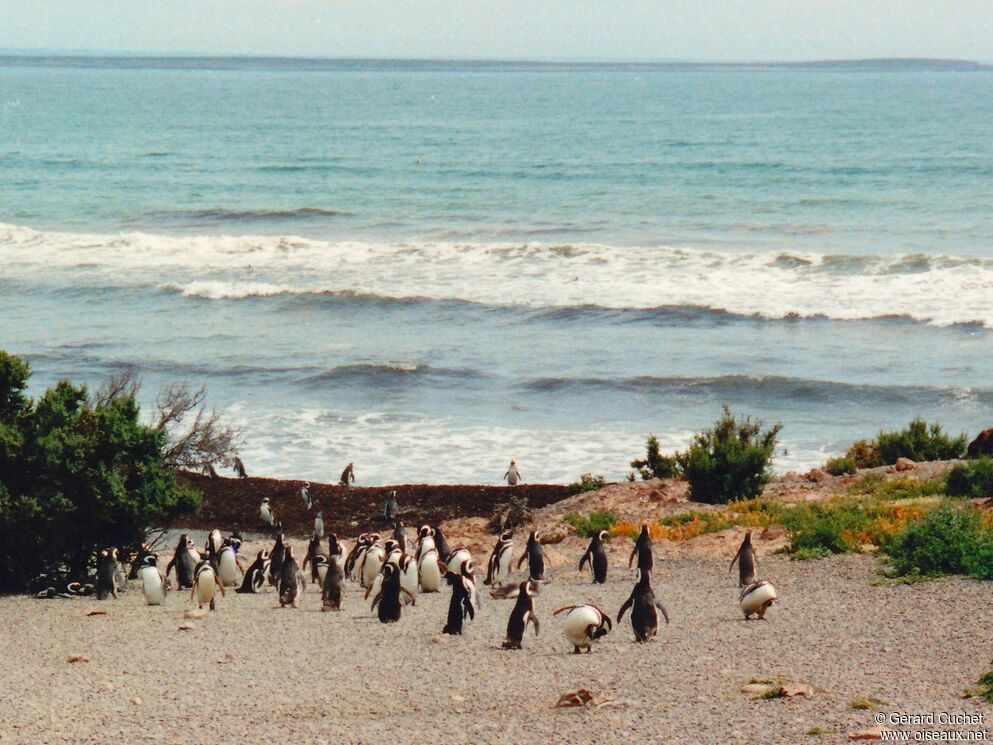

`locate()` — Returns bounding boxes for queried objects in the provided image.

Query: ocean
[1,57,992,484]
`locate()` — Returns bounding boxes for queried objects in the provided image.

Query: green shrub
[563,510,617,537]
[790,546,832,561]
[974,669,993,703]
[568,473,606,493]
[488,495,533,533]
[844,439,883,469]
[675,405,781,505]
[875,418,967,464]
[883,504,982,577]
[965,534,993,581]
[847,473,945,501]
[946,458,993,498]
[631,434,679,480]
[825,456,857,476]
[784,500,870,555]
[0,351,201,593]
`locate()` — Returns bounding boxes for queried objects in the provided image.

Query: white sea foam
[3,221,993,327]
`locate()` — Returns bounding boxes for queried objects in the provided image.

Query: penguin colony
[90,506,778,654]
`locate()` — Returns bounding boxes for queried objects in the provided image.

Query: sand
[2,544,992,744]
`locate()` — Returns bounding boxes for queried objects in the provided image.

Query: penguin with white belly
[553,604,612,653]
[217,539,243,587]
[445,547,478,607]
[579,530,609,584]
[484,530,513,586]
[191,559,225,611]
[739,580,778,620]
[370,563,413,623]
[236,549,270,594]
[617,569,669,643]
[502,579,540,649]
[359,537,385,589]
[139,554,168,606]
[302,534,327,586]
[344,533,370,580]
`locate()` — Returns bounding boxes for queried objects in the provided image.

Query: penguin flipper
[516,552,526,570]
[728,549,740,573]
[617,594,633,622]
[655,601,670,625]
[529,613,540,637]
[370,591,383,611]
[578,550,590,572]
[465,598,475,621]
[628,546,637,568]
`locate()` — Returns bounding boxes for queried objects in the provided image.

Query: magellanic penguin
[302,533,327,586]
[344,533,371,580]
[729,531,757,587]
[502,580,539,649]
[359,536,385,589]
[739,580,778,620]
[314,511,324,539]
[442,560,476,635]
[191,559,225,611]
[370,563,414,623]
[300,482,312,510]
[484,530,513,586]
[96,548,120,601]
[322,555,345,611]
[166,534,199,590]
[579,530,609,584]
[417,545,442,593]
[278,546,304,608]
[628,524,654,573]
[432,526,453,563]
[205,529,223,557]
[268,532,286,587]
[516,531,545,582]
[383,490,398,523]
[217,539,243,587]
[260,497,276,528]
[366,541,417,606]
[445,547,478,607]
[553,604,612,653]
[617,569,669,643]
[392,519,407,555]
[139,554,168,606]
[327,532,344,559]
[236,549,270,594]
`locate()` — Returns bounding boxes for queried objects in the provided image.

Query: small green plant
[973,668,993,703]
[847,473,945,501]
[631,434,679,480]
[825,456,857,476]
[805,726,830,736]
[568,473,606,494]
[675,405,781,505]
[563,510,617,537]
[760,681,787,700]
[849,696,885,710]
[790,546,832,561]
[883,503,983,577]
[946,458,993,498]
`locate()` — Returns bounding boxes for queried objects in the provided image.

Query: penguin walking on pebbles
[96,548,120,601]
[268,532,286,587]
[139,554,168,606]
[322,555,345,611]
[618,569,669,643]
[278,546,304,608]
[302,534,327,586]
[417,546,442,593]
[516,531,545,582]
[553,604,612,653]
[392,520,407,555]
[729,531,757,587]
[629,524,654,574]
[484,530,513,586]
[370,563,413,623]
[344,533,370,580]
[359,536,385,589]
[236,550,270,594]
[191,559,225,611]
[502,580,540,649]
[442,560,476,635]
[217,539,243,587]
[579,530,609,584]
[739,580,778,620]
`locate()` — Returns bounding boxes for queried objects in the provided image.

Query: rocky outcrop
[967,428,993,458]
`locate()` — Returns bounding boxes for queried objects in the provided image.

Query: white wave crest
[2,222,992,327]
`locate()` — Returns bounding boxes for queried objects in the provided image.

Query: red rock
[848,728,883,740]
[804,468,831,483]
[891,457,917,472]
[968,428,993,458]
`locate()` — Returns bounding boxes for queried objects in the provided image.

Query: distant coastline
[0,54,989,73]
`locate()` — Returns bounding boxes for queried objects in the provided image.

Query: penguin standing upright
[322,555,345,611]
[96,548,120,601]
[302,534,326,585]
[432,526,452,563]
[617,569,669,643]
[236,549,270,594]
[260,498,276,529]
[191,559,225,611]
[300,482,312,510]
[278,546,303,608]
[485,530,514,585]
[416,530,442,593]
[729,531,757,587]
[344,533,370,580]
[139,554,168,606]
[327,532,344,559]
[442,560,476,635]
[628,524,654,573]
[314,511,324,539]
[553,604,612,653]
[392,520,407,555]
[502,580,539,649]
[217,539,242,587]
[579,530,609,584]
[166,534,199,590]
[359,537,385,589]
[268,532,286,587]
[370,563,413,623]
[516,531,545,582]
[383,490,398,523]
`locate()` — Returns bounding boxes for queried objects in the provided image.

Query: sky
[1,1,991,63]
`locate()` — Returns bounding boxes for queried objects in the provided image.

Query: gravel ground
[1,549,991,744]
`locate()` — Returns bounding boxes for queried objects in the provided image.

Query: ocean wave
[149,207,351,223]
[298,363,486,386]
[4,222,993,327]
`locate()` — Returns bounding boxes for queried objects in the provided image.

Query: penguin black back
[629,524,654,573]
[268,532,286,586]
[503,579,539,649]
[370,563,410,623]
[304,533,325,583]
[515,530,545,581]
[236,549,270,594]
[322,556,345,611]
[278,546,301,608]
[95,548,119,600]
[433,526,452,561]
[166,534,197,589]
[617,570,669,643]
[729,531,756,587]
[579,530,609,584]
[442,561,476,635]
